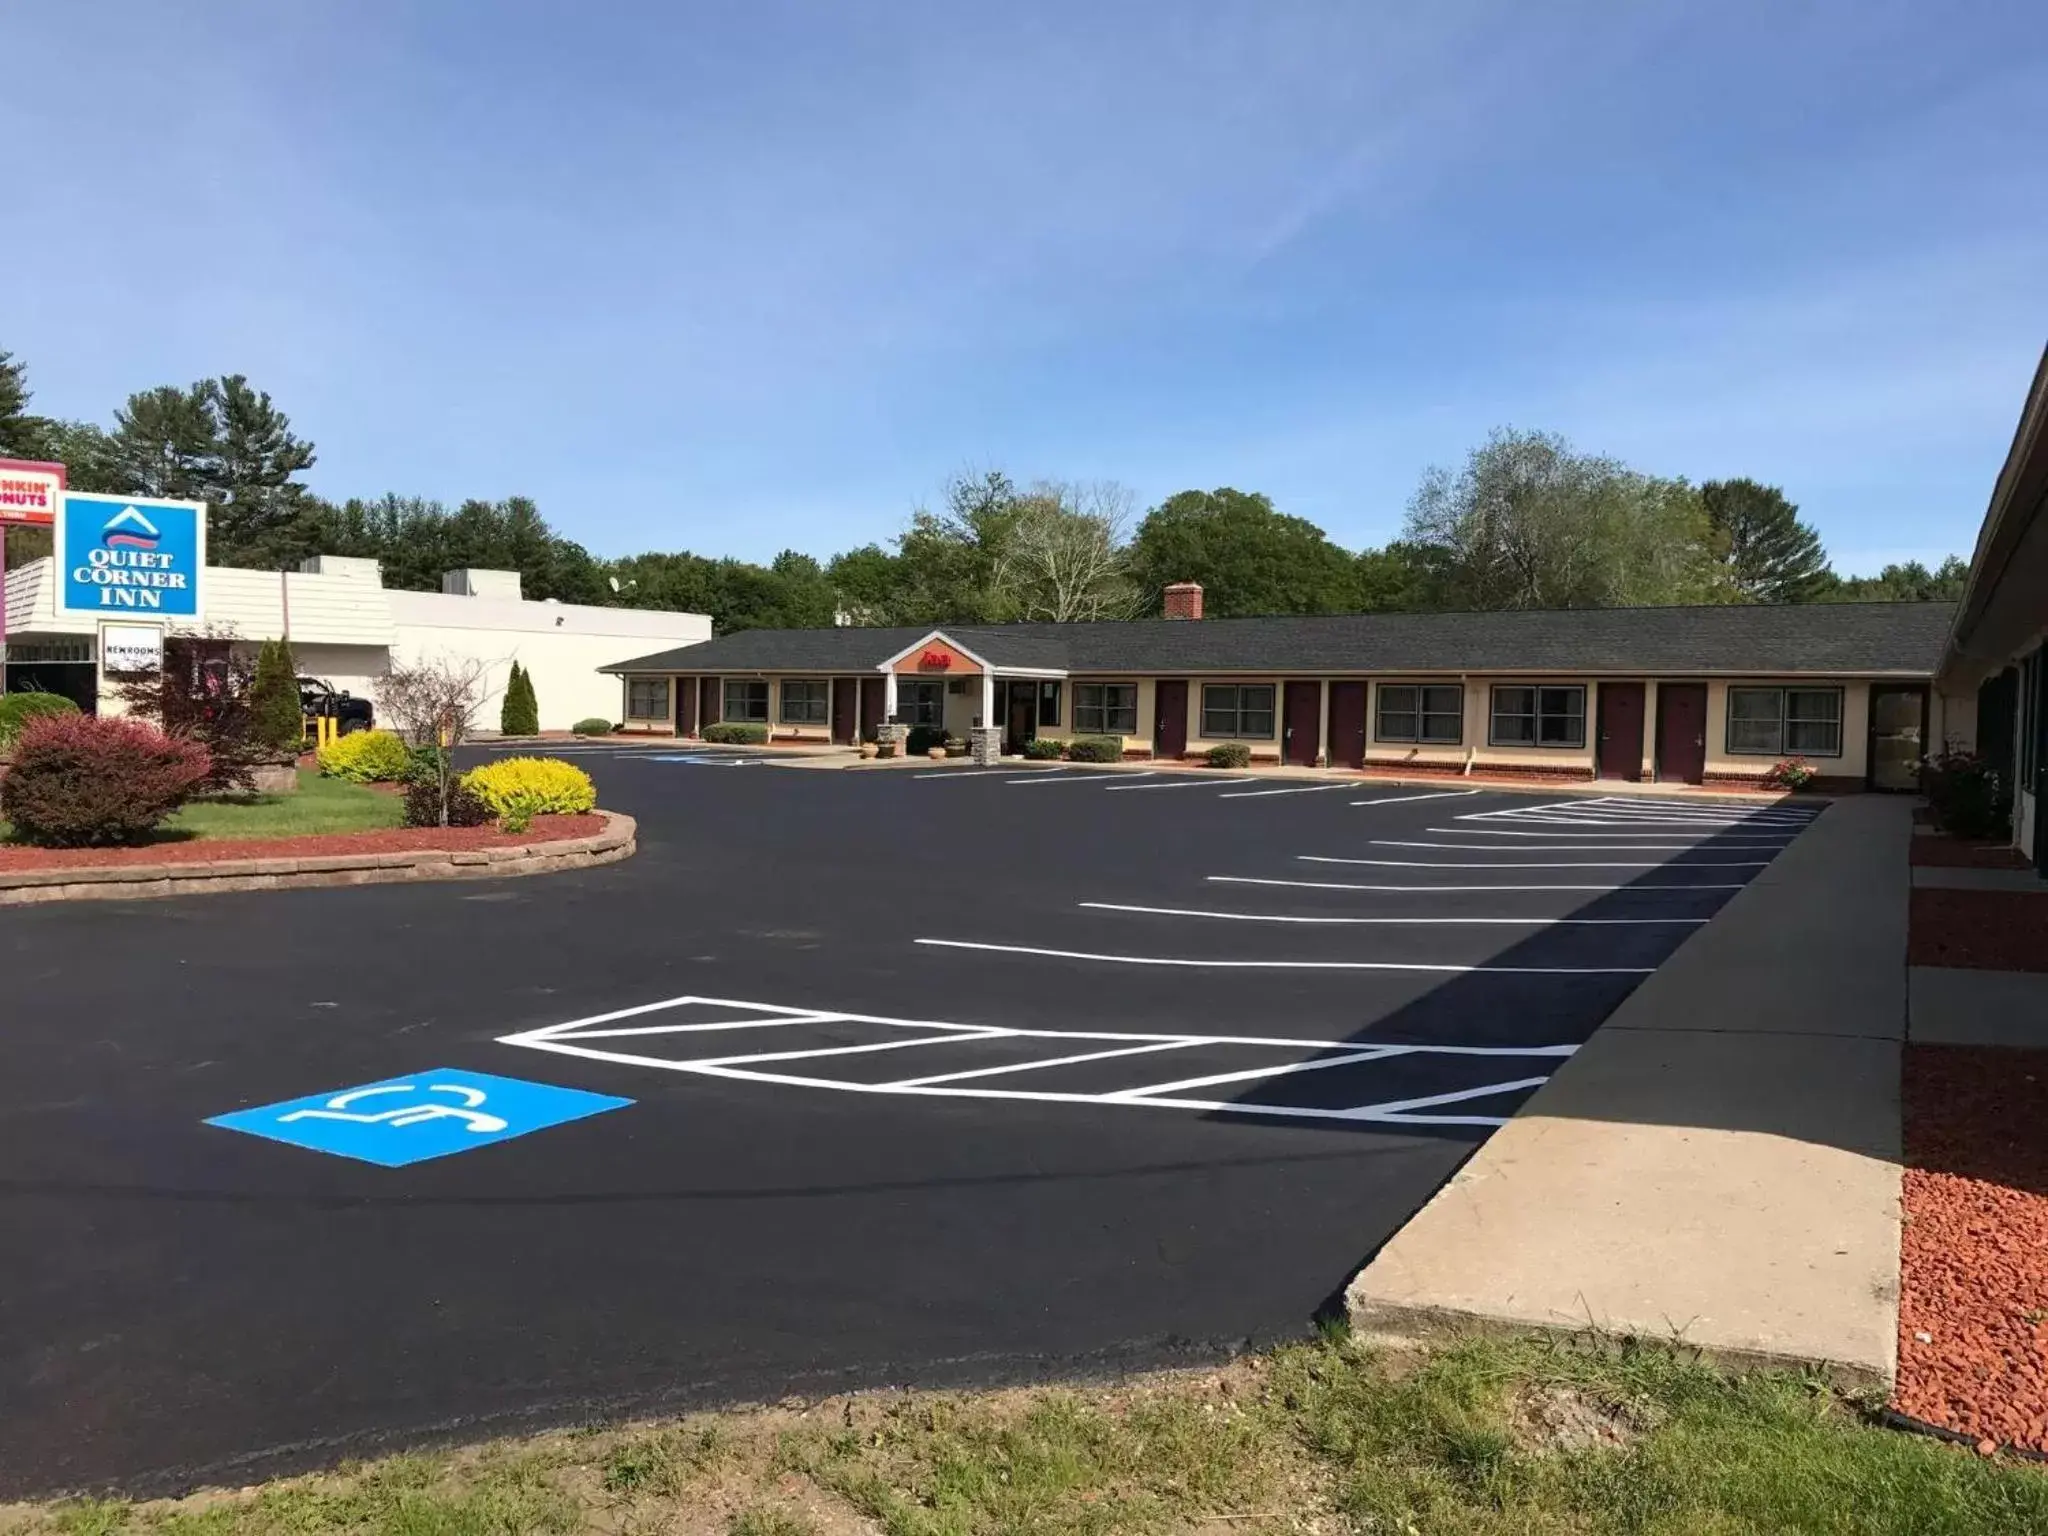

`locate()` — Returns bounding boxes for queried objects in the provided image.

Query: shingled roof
[605,601,1955,678]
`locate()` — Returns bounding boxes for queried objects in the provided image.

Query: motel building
[0,472,709,731]
[604,584,1956,792]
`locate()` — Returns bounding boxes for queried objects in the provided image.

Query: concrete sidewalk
[1346,796,1910,1387]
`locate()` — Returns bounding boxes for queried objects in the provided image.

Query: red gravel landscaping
[1909,887,2048,972]
[0,814,606,872]
[1896,1043,2048,1455]
[1911,835,2037,869]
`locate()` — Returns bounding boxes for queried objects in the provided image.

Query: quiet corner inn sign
[53,492,207,623]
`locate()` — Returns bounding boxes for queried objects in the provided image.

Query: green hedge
[572,717,615,736]
[1065,736,1123,763]
[1205,741,1253,768]
[703,722,769,745]
[1021,737,1066,760]
[0,691,81,751]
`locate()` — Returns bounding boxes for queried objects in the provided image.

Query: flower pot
[859,742,879,760]
[927,746,947,760]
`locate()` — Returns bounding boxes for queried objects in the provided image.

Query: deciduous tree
[1127,488,1361,617]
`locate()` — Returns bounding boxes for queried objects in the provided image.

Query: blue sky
[7,1,2045,575]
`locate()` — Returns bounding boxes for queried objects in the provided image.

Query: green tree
[1700,478,1831,603]
[823,543,909,624]
[1353,540,1447,611]
[249,638,305,754]
[0,347,51,458]
[209,375,320,568]
[110,383,219,501]
[500,661,540,735]
[1127,488,1361,617]
[1825,556,1969,602]
[1402,428,1727,609]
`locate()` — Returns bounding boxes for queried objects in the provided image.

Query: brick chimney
[1162,581,1205,621]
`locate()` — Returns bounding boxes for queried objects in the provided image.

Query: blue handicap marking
[206,1069,633,1167]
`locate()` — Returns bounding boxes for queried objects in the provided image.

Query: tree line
[1,345,1968,635]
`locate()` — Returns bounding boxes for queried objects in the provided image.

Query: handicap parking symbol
[206,1069,632,1167]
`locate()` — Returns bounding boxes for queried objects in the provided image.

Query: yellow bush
[461,756,597,819]
[316,728,412,783]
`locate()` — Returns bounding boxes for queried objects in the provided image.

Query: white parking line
[1300,855,1772,869]
[1368,840,1786,854]
[912,938,1655,974]
[1424,827,1794,841]
[1208,875,1746,893]
[1005,770,1157,786]
[887,1038,1199,1088]
[911,768,1016,779]
[1104,776,1255,791]
[1348,789,1487,807]
[1079,902,1705,926]
[1216,782,1357,799]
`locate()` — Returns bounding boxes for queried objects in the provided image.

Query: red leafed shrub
[0,714,213,846]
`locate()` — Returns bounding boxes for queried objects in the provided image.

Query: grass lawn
[0,771,404,846]
[8,1334,2044,1536]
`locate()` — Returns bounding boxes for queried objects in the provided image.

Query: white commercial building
[2,553,711,733]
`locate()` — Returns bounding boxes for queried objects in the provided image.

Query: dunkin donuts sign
[0,458,63,525]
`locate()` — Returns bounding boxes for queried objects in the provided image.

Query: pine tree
[1701,479,1832,603]
[250,639,306,754]
[500,661,539,736]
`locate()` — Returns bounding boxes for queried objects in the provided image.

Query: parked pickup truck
[298,677,374,734]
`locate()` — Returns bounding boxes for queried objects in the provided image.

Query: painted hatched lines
[497,993,1580,1127]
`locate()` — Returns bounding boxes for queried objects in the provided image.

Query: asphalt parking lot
[0,750,1820,1496]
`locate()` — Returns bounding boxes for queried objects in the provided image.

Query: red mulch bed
[1911,836,2035,870]
[1910,888,2048,972]
[1896,1044,2048,1455]
[0,815,605,872]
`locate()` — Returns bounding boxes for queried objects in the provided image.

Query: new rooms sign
[54,493,206,622]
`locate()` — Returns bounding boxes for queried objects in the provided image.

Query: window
[896,679,944,728]
[1038,680,1062,728]
[1201,683,1276,739]
[779,679,829,725]
[1376,683,1463,744]
[626,677,670,721]
[722,678,770,723]
[1490,685,1586,748]
[1073,682,1138,735]
[1725,686,1843,757]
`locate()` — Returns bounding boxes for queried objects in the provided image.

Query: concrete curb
[1344,796,1910,1391]
[0,811,637,905]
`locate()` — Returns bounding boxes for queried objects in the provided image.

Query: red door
[697,677,720,733]
[1596,682,1645,780]
[858,677,885,740]
[830,677,859,744]
[1656,683,1708,784]
[676,675,698,738]
[1327,681,1367,768]
[1283,680,1321,766]
[1153,680,1188,760]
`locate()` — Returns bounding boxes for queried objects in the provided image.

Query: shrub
[403,744,451,786]
[250,639,304,755]
[1065,736,1123,763]
[703,722,769,745]
[111,629,263,794]
[401,776,493,830]
[1922,748,2009,839]
[1021,737,1066,760]
[1761,756,1817,791]
[317,728,412,783]
[1205,741,1253,769]
[0,714,212,846]
[906,724,950,757]
[500,661,540,737]
[462,756,598,821]
[572,717,615,736]
[0,691,81,752]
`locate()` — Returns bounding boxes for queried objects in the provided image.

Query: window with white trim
[1073,682,1137,735]
[1038,680,1062,727]
[1726,686,1843,757]
[722,679,770,723]
[1490,685,1586,748]
[1376,683,1463,744]
[896,679,944,728]
[625,677,670,721]
[779,678,829,725]
[1200,683,1276,739]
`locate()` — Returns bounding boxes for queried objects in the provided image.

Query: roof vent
[442,568,523,600]
[1163,581,1204,621]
